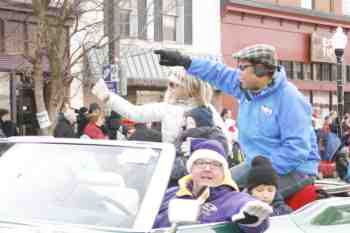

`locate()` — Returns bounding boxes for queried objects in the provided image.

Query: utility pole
[105,0,122,94]
[104,0,127,96]
[106,0,119,65]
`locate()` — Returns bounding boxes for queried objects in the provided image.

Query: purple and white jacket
[153,175,269,233]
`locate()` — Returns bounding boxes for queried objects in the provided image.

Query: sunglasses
[238,64,253,71]
[168,82,180,88]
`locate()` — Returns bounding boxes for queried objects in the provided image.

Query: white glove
[181,138,192,157]
[91,78,111,102]
[231,200,273,227]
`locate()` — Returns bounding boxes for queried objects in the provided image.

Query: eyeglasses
[238,64,253,71]
[168,82,180,89]
[193,159,223,169]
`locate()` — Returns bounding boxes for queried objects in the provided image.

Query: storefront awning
[121,47,222,86]
[86,45,222,88]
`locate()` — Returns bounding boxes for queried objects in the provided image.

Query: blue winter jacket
[187,59,320,175]
[345,163,350,183]
[153,175,269,233]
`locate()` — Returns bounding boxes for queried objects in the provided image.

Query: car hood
[0,219,137,233]
[265,215,305,233]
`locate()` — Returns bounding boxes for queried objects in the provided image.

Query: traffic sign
[103,64,119,93]
[103,64,119,81]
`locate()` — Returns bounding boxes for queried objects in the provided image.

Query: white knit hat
[186,139,228,172]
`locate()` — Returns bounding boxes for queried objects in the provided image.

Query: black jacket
[174,126,229,156]
[54,117,76,138]
[128,123,162,142]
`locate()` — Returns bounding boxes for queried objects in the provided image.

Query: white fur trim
[186,149,228,172]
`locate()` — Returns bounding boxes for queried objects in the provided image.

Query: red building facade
[221,0,350,119]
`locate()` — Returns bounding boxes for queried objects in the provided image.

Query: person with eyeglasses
[153,44,320,200]
[169,106,230,187]
[90,68,227,143]
[153,139,272,232]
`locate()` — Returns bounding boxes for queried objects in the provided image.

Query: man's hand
[91,78,111,103]
[231,200,272,227]
[154,50,192,69]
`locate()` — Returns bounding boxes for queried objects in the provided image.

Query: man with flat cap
[154,44,320,199]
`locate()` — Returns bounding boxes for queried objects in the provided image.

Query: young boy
[246,156,292,216]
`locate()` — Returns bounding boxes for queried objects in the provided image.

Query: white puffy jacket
[107,93,228,143]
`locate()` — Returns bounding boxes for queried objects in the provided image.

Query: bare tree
[4,0,178,135]
[2,0,107,135]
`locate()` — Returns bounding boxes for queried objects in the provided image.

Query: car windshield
[312,205,350,225]
[0,142,161,229]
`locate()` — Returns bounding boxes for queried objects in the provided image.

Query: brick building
[81,0,223,109]
[0,1,69,135]
[221,0,350,119]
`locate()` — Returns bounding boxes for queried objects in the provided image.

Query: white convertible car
[0,137,349,233]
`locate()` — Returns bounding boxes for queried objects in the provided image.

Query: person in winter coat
[0,109,18,137]
[53,108,77,138]
[128,122,162,142]
[91,69,228,143]
[169,106,229,185]
[345,163,350,183]
[0,110,6,137]
[221,108,238,144]
[105,111,128,140]
[154,45,320,199]
[83,103,106,139]
[153,139,272,233]
[0,128,5,138]
[246,156,292,216]
[76,107,89,137]
[335,146,350,182]
[177,106,229,154]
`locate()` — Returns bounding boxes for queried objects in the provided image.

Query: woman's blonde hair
[177,69,213,106]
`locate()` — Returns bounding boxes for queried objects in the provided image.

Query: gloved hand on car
[154,50,192,69]
[231,200,273,227]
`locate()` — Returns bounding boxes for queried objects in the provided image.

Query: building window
[0,19,4,53]
[322,63,332,81]
[162,0,177,41]
[120,9,131,38]
[312,0,334,13]
[330,64,337,81]
[154,0,177,42]
[344,0,350,15]
[313,63,334,81]
[119,0,132,38]
[280,61,293,79]
[304,63,312,80]
[154,0,162,41]
[163,14,176,41]
[4,21,25,54]
[313,63,321,81]
[294,62,304,80]
[184,0,192,45]
[346,66,350,83]
[301,0,313,9]
[330,0,335,13]
[137,0,147,39]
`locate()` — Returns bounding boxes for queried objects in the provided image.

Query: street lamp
[332,27,348,137]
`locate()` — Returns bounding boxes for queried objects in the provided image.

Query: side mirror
[168,199,201,224]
